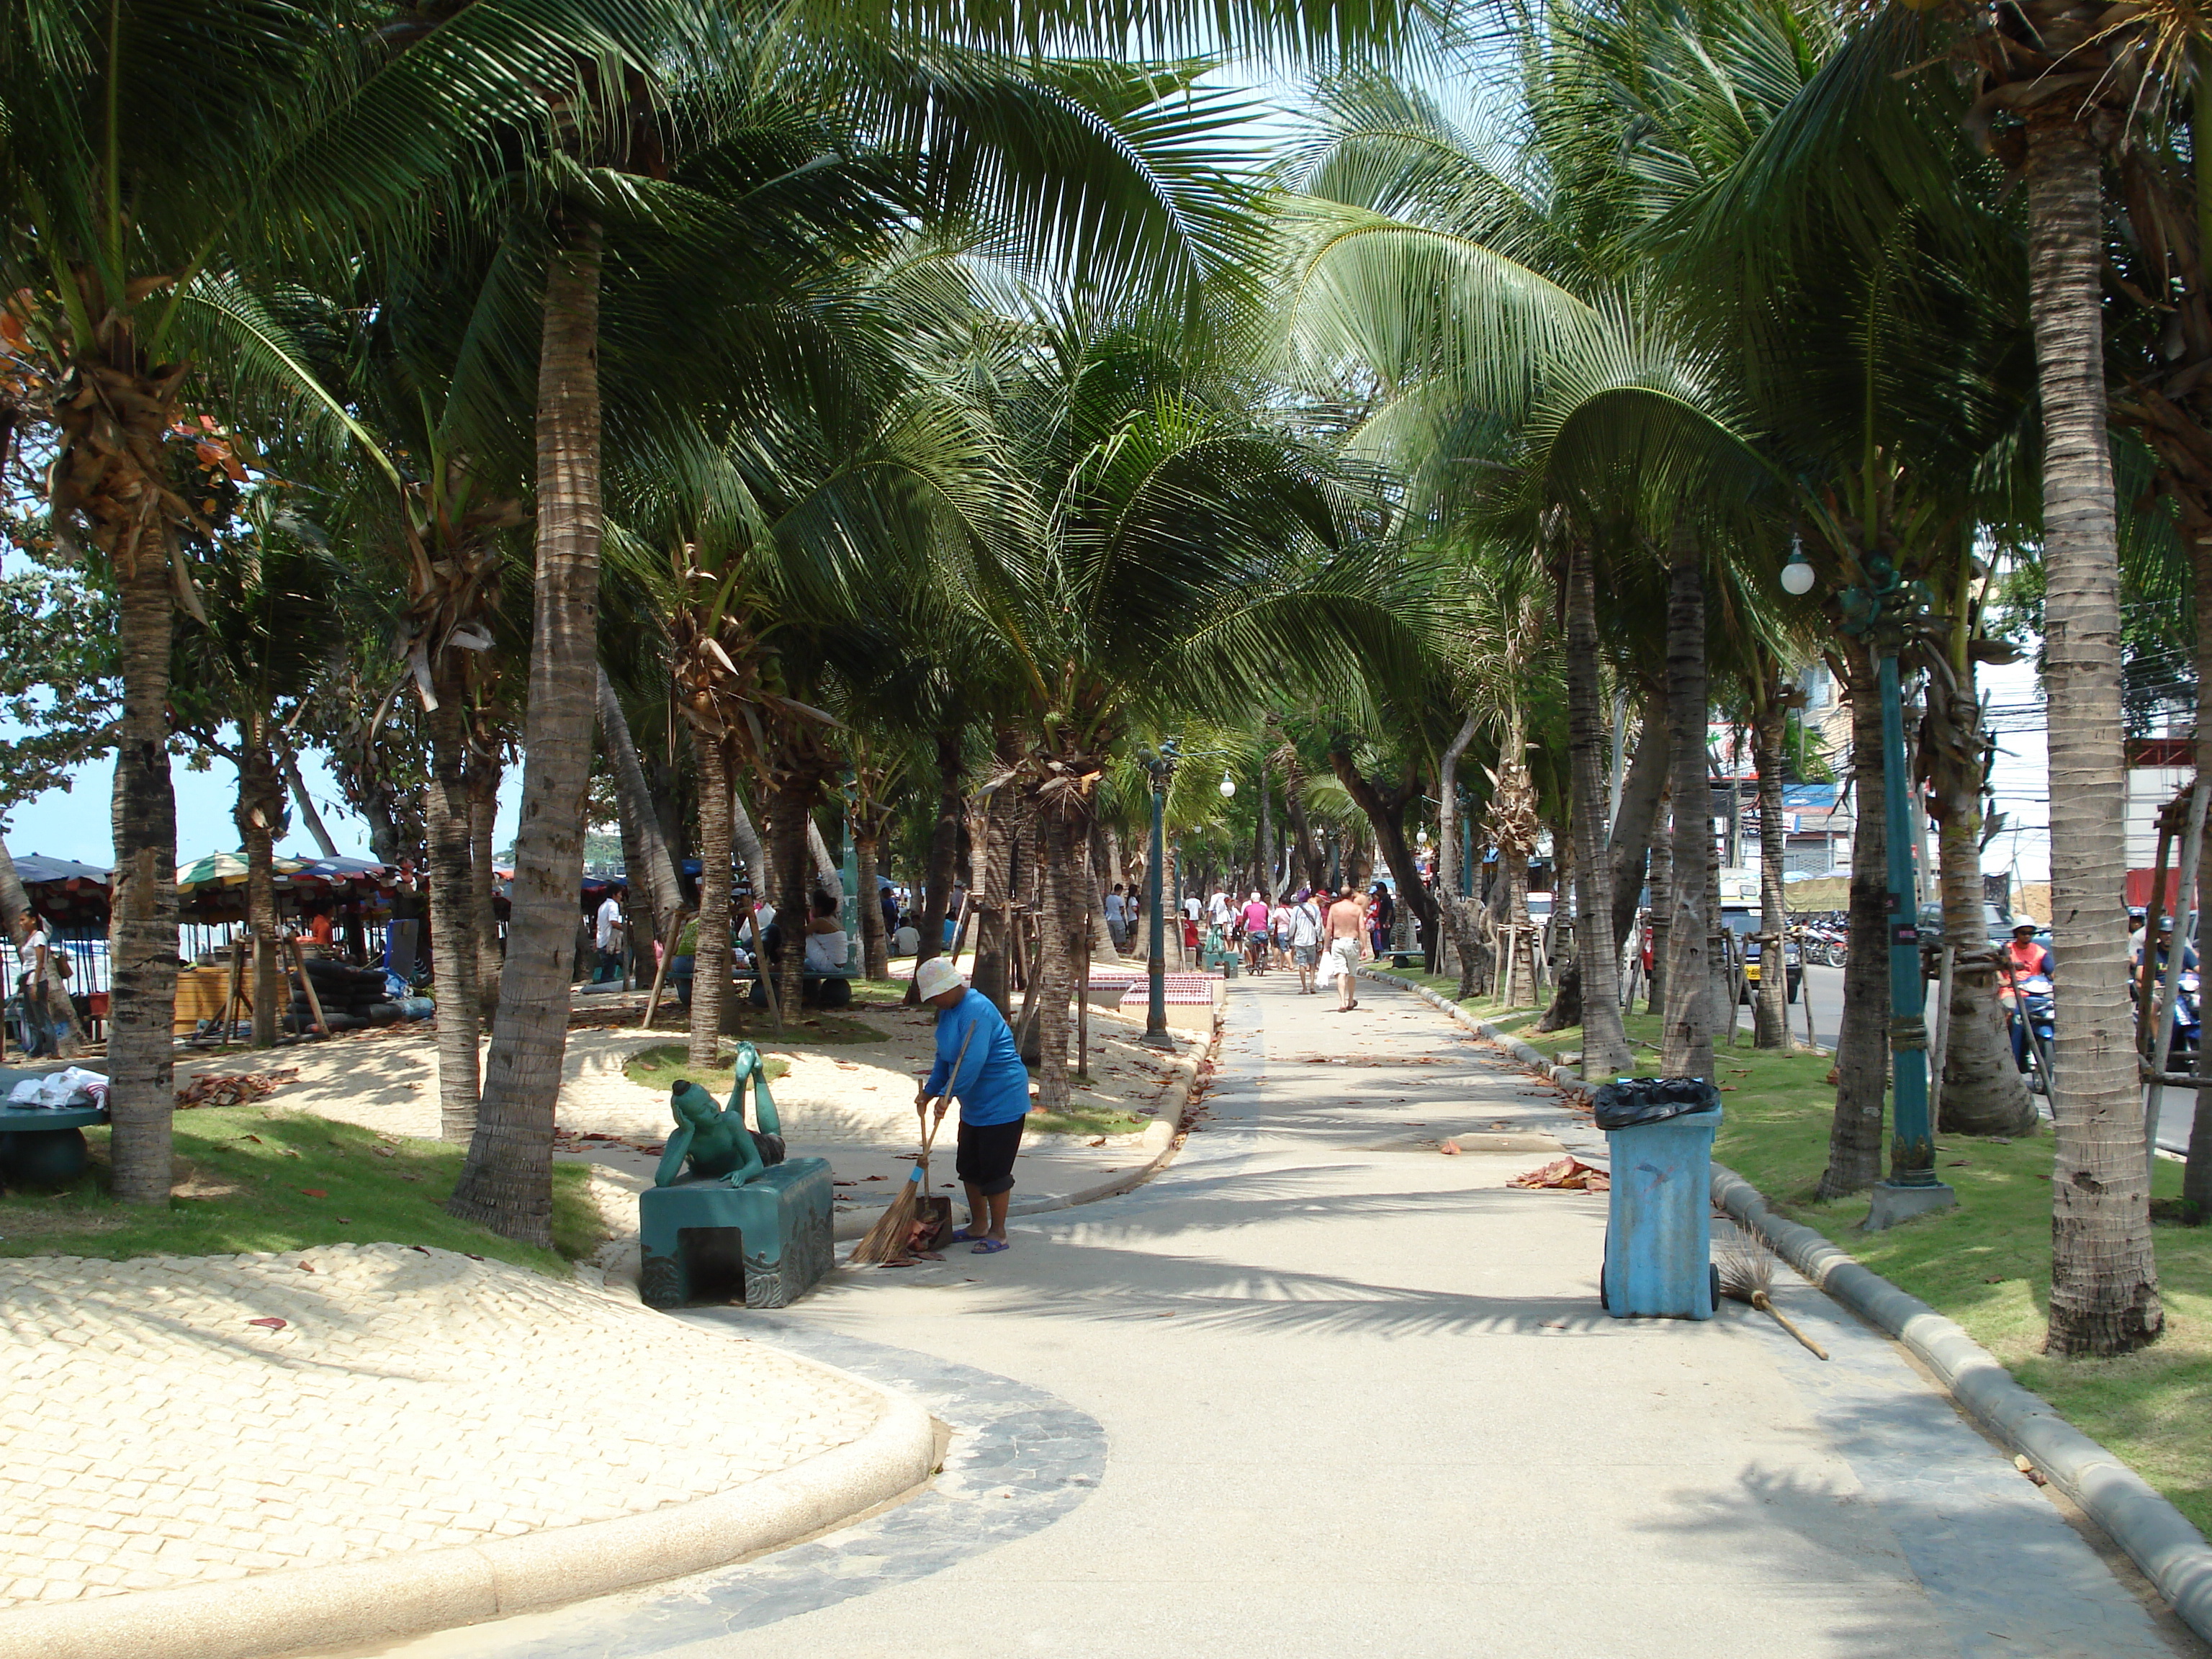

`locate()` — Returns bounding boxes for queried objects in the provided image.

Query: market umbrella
[176,850,307,891]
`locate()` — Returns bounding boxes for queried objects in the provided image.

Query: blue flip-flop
[971,1238,1010,1254]
[951,1226,990,1242]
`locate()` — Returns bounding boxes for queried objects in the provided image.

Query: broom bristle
[1715,1231,1776,1304]
[850,1161,927,1265]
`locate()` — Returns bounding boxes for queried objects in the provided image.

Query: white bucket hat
[915,957,965,1000]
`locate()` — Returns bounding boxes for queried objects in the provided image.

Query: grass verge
[621,1043,793,1097]
[1370,964,2212,1537]
[1028,1095,1151,1138]
[0,1109,601,1274]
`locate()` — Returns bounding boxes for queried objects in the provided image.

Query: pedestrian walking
[593,886,626,983]
[1270,894,1293,970]
[1289,888,1323,993]
[1367,881,1395,961]
[1105,883,1130,950]
[1241,891,1271,974]
[914,957,1030,1254]
[1326,886,1366,1011]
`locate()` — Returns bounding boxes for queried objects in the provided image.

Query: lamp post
[1784,543,1956,1229]
[1142,741,1179,1049]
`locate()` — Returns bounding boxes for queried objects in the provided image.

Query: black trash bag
[1591,1076,1720,1130]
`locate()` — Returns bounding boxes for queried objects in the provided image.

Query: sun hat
[916,957,966,999]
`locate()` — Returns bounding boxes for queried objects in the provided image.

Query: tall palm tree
[0,0,639,1200]
[953,304,1411,1111]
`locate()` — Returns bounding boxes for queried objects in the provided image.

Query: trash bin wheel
[1709,1262,1721,1316]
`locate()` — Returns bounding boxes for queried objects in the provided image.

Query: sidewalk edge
[1709,1161,2212,1647]
[0,1368,935,1659]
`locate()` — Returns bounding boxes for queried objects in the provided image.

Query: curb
[830,1025,1215,1243]
[1710,1164,2212,1647]
[0,1346,935,1659]
[1370,965,2212,1643]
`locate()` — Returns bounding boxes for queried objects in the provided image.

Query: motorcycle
[2010,973,2055,1089]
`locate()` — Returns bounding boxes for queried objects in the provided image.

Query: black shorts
[956,1116,1025,1196]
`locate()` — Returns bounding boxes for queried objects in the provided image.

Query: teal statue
[656,1042,786,1188]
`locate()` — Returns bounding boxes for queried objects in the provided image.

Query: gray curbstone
[1711,1162,2212,1647]
[0,1351,936,1659]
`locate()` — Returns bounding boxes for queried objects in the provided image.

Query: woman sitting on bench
[801,889,848,971]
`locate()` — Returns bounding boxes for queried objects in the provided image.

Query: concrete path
[357,974,2197,1659]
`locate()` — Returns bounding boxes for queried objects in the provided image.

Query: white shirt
[1290,902,1322,948]
[1182,896,1201,922]
[1105,892,1128,923]
[594,896,622,951]
[892,924,920,956]
[804,928,848,971]
[1208,891,1232,925]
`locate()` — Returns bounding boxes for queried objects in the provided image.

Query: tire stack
[288,959,398,1033]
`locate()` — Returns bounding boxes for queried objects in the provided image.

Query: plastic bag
[1591,1076,1719,1130]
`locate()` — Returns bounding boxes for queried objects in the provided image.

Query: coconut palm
[947,302,1412,1112]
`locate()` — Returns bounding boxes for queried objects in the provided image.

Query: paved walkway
[0,1246,886,1609]
[355,972,2198,1659]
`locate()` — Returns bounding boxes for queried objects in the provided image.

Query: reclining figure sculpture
[656,1042,786,1187]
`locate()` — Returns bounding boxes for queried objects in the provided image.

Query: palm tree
[953,303,1410,1111]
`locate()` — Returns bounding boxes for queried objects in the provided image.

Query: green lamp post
[1141,740,1179,1049]
[1784,541,1957,1228]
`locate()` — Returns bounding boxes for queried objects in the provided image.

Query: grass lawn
[0,1108,601,1274]
[621,1042,793,1097]
[1029,1092,1151,1138]
[1373,965,2212,1536]
[688,1002,892,1045]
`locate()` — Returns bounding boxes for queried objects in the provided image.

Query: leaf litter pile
[1508,1156,1609,1193]
[176,1069,300,1109]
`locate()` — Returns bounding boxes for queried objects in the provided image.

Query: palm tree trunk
[1645,786,1671,1017]
[968,724,1023,1012]
[904,727,966,1005]
[423,682,481,1140]
[1822,640,1890,1198]
[109,531,180,1202]
[449,216,603,1247]
[1565,539,1632,1076]
[763,768,822,1022]
[1437,710,1487,997]
[1033,803,1084,1115]
[467,737,502,1024]
[282,750,341,859]
[233,721,284,1051]
[2186,529,2212,1209]
[1608,688,1669,957]
[1923,644,2037,1136]
[690,729,732,1064]
[2027,114,2162,1355]
[598,665,682,945]
[1752,693,1790,1051]
[1658,531,1712,1082]
[855,832,889,977]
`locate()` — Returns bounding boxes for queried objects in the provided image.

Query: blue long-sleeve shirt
[925,989,1030,1126]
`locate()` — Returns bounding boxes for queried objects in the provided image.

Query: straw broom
[1717,1233,1829,1359]
[851,1023,975,1267]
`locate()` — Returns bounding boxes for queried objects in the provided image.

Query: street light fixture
[1780,538,1817,597]
[1782,548,1956,1229]
[1219,770,1237,799]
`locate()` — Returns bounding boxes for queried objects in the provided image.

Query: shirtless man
[1325,886,1367,1012]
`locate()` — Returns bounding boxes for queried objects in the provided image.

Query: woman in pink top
[1241,892,1272,975]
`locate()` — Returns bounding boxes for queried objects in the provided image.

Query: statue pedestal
[639,1159,833,1309]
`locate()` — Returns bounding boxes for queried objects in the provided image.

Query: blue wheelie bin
[1593,1078,1723,1319]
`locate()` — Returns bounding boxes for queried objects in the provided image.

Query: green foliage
[0,556,117,823]
[0,1107,601,1270]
